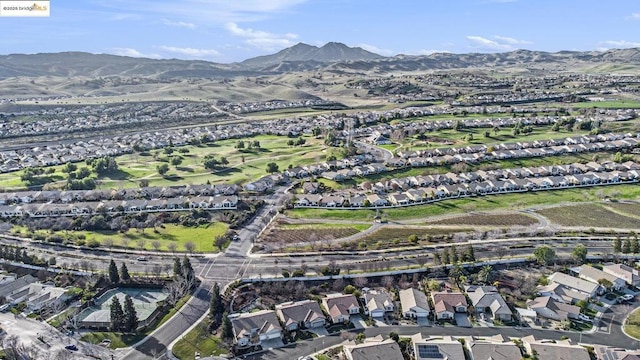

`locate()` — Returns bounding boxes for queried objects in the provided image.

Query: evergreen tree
[464,245,475,262]
[110,296,125,331]
[221,312,233,339]
[613,236,622,253]
[441,249,450,265]
[123,294,138,332]
[632,237,640,254]
[120,263,131,282]
[450,246,459,264]
[173,257,182,278]
[108,259,120,284]
[210,283,223,318]
[182,256,195,286]
[623,238,632,254]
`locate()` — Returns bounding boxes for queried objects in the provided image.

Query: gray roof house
[343,337,404,360]
[230,310,283,347]
[399,288,430,318]
[603,263,640,287]
[412,334,465,360]
[548,272,599,299]
[521,335,590,360]
[275,300,326,331]
[464,285,512,321]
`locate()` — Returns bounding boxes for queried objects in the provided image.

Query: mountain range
[1,42,640,79]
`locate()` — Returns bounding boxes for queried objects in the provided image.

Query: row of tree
[110,294,138,332]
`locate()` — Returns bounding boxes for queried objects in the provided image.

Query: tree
[91,156,119,175]
[477,265,494,285]
[157,163,169,176]
[441,249,450,265]
[266,162,279,174]
[120,263,131,282]
[182,256,195,288]
[236,140,245,149]
[221,312,233,339]
[450,246,459,264]
[123,294,138,332]
[184,241,196,253]
[389,332,400,342]
[170,156,183,167]
[623,238,632,254]
[209,283,223,318]
[108,259,120,284]
[464,244,475,262]
[598,278,613,289]
[533,246,556,266]
[614,236,622,253]
[110,296,125,331]
[572,244,588,265]
[173,258,183,278]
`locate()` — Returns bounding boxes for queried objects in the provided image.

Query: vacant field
[428,213,539,227]
[261,226,362,245]
[569,100,640,109]
[536,203,640,229]
[349,226,472,251]
[602,202,640,219]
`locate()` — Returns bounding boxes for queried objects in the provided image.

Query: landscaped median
[624,307,640,340]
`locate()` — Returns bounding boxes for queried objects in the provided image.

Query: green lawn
[16,223,228,253]
[287,184,640,221]
[568,100,640,109]
[172,318,229,359]
[625,307,640,340]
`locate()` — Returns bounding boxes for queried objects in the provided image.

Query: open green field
[287,184,640,221]
[14,223,228,253]
[624,307,640,340]
[97,134,330,188]
[536,203,640,229]
[568,100,640,109]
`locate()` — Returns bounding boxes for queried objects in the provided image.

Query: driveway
[455,313,472,328]
[350,315,367,330]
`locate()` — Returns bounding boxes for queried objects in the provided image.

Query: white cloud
[493,35,532,45]
[357,44,394,56]
[109,13,140,21]
[629,12,640,20]
[101,0,308,23]
[598,40,640,49]
[162,19,196,29]
[157,46,220,58]
[112,48,161,58]
[467,35,532,51]
[225,22,298,51]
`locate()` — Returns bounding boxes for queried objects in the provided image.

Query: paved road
[118,286,211,360]
[251,319,637,360]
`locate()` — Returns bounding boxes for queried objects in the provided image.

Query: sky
[1,0,640,63]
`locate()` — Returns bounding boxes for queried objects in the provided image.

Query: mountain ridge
[2,45,640,79]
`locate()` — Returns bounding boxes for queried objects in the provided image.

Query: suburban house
[468,334,523,360]
[0,275,37,304]
[594,345,640,360]
[363,290,394,318]
[411,334,465,360]
[431,291,468,320]
[399,288,430,319]
[343,336,404,360]
[603,263,640,287]
[275,300,326,331]
[321,293,360,323]
[464,285,512,321]
[526,296,580,321]
[521,335,591,360]
[572,265,625,291]
[548,272,599,299]
[537,282,589,304]
[230,310,283,347]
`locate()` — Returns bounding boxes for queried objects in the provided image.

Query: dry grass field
[535,203,640,229]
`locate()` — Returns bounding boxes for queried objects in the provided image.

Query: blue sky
[2,0,640,63]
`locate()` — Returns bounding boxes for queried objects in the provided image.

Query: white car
[622,294,635,301]
[578,314,593,322]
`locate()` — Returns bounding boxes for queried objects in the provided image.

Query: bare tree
[152,264,163,278]
[167,243,178,253]
[332,278,345,292]
[354,276,369,288]
[151,240,161,252]
[184,241,196,253]
[103,238,114,250]
[121,237,132,249]
[381,275,395,289]
[136,239,146,251]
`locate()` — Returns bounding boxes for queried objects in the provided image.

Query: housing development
[4,18,640,360]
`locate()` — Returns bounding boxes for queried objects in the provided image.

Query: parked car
[578,314,593,322]
[622,294,635,301]
[65,345,78,351]
[136,256,147,261]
